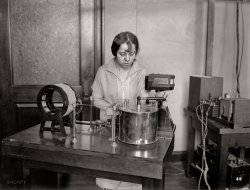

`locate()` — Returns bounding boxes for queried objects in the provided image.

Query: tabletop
[184,107,250,134]
[2,124,173,180]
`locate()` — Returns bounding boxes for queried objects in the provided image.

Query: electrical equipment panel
[188,76,223,113]
[145,74,175,91]
[219,98,250,129]
[226,153,250,190]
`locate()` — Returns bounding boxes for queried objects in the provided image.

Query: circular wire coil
[37,83,76,117]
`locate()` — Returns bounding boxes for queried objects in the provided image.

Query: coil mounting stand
[37,83,76,137]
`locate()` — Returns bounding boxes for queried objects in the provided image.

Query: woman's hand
[155,91,168,99]
[106,107,114,116]
[155,91,169,108]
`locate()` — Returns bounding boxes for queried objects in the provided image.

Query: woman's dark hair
[111,31,139,56]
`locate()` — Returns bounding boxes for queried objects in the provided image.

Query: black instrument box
[226,154,250,190]
[219,98,250,129]
[188,76,223,111]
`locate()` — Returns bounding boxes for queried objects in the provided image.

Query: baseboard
[169,151,187,162]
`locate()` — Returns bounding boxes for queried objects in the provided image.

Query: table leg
[186,116,195,177]
[22,161,31,190]
[1,156,27,189]
[142,177,164,190]
[216,135,232,189]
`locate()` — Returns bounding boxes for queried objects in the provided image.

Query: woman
[92,31,149,119]
[91,31,146,190]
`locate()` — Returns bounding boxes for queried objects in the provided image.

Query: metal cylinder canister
[118,105,158,145]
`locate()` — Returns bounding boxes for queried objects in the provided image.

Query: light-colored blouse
[91,58,149,111]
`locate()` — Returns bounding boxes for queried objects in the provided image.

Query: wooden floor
[1,161,206,190]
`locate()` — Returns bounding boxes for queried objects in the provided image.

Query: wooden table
[1,124,174,190]
[185,108,250,189]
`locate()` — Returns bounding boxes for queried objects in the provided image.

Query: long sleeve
[91,68,111,111]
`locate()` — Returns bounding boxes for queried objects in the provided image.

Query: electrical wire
[238,3,244,90]
[115,181,122,190]
[196,102,212,190]
[165,163,185,176]
[203,105,211,190]
[169,163,185,173]
[235,1,245,98]
[197,103,204,190]
[236,2,240,97]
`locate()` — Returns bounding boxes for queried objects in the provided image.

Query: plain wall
[104,0,250,151]
[213,2,250,98]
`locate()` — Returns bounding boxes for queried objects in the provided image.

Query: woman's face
[116,43,136,69]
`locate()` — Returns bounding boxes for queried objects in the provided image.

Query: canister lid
[119,104,158,113]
